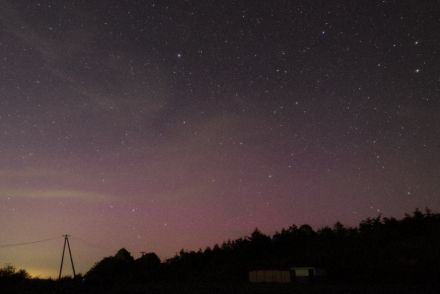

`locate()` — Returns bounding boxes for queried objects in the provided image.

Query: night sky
[0,0,439,278]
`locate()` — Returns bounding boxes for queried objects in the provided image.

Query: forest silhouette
[1,209,440,293]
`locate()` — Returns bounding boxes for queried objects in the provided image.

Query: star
[0,1,438,279]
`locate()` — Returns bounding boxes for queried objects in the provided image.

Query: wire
[70,235,116,252]
[0,236,62,248]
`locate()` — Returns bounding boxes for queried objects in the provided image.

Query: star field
[0,0,439,277]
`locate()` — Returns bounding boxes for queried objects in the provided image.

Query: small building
[249,270,291,283]
[249,267,325,284]
[291,267,326,283]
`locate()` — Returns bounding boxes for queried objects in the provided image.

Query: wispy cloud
[0,188,109,201]
[0,167,67,179]
[0,1,167,118]
[0,168,112,201]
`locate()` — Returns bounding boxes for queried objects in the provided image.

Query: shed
[291,267,326,283]
[249,267,325,283]
[249,270,291,283]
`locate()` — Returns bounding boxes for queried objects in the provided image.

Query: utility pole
[58,234,76,280]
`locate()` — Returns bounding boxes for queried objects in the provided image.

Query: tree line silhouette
[1,208,439,293]
[84,209,440,285]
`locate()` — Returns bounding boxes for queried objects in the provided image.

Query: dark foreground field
[1,281,440,294]
[86,283,440,294]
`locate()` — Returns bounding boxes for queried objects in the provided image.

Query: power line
[0,236,62,248]
[70,235,117,252]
